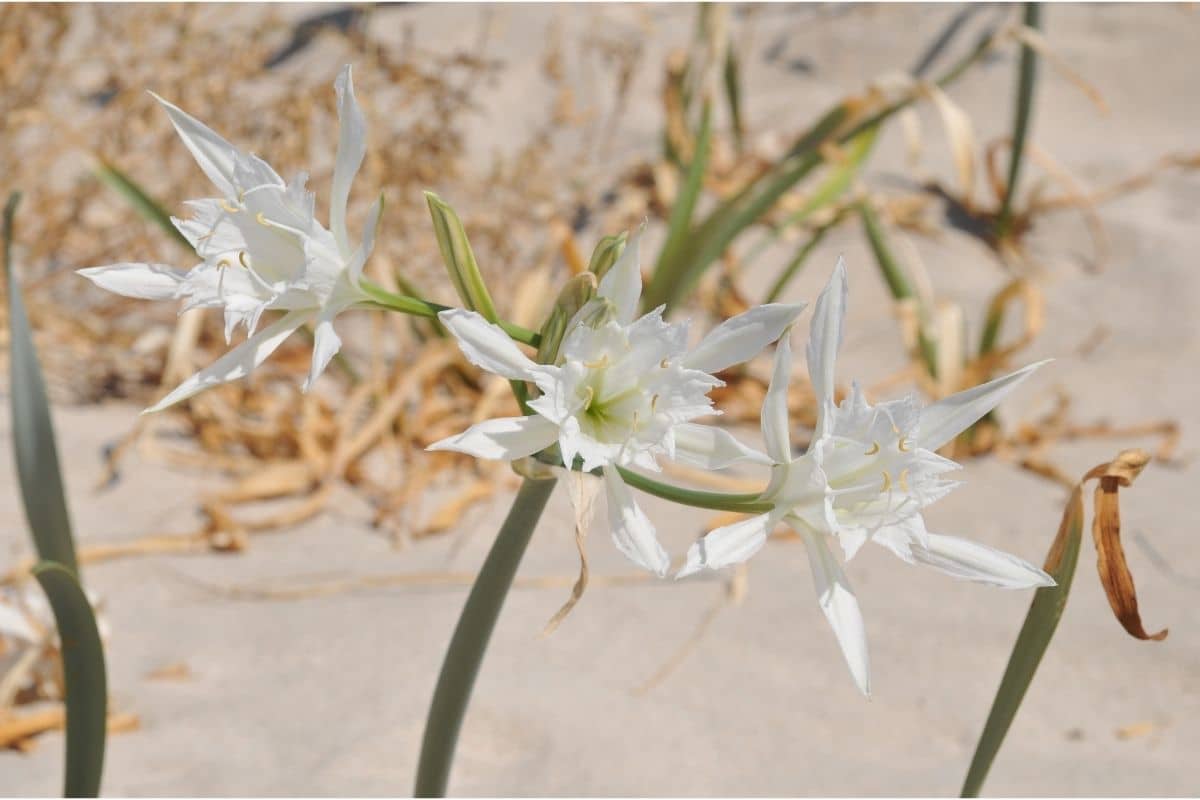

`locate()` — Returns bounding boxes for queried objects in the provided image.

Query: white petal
[918,360,1050,451]
[596,226,642,325]
[761,326,795,464]
[910,532,1055,589]
[77,263,188,300]
[683,302,806,374]
[151,92,241,198]
[677,512,776,578]
[145,309,312,413]
[671,422,772,470]
[331,64,367,259]
[802,528,870,696]
[427,414,559,461]
[603,466,669,577]
[438,309,538,380]
[303,308,348,393]
[345,194,383,286]
[807,258,848,439]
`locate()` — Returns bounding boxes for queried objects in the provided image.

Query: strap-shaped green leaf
[93,159,194,253]
[33,562,108,798]
[5,193,78,574]
[961,486,1084,797]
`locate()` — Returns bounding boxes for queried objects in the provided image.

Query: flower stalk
[414,476,558,797]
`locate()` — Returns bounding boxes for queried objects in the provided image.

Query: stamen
[881,471,893,492]
[255,211,270,226]
[650,394,659,413]
[864,441,880,456]
[898,469,910,492]
[237,251,250,269]
[659,358,670,369]
[216,258,233,270]
[898,436,912,452]
[219,199,239,214]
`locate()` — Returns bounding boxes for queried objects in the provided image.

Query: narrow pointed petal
[596,227,642,325]
[761,327,795,464]
[330,64,367,259]
[917,360,1050,451]
[671,422,772,470]
[438,308,538,380]
[427,414,559,461]
[677,512,776,578]
[683,302,806,374]
[145,309,313,413]
[151,92,240,198]
[603,466,670,577]
[911,532,1055,589]
[807,258,848,439]
[77,263,188,300]
[346,193,383,286]
[303,305,351,393]
[803,529,871,696]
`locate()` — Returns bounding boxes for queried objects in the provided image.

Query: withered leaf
[1084,449,1166,642]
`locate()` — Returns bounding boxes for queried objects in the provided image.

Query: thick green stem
[414,476,558,797]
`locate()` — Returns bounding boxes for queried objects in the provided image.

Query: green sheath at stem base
[414,476,558,797]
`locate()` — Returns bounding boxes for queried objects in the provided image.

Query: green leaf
[857,201,939,379]
[415,477,558,797]
[4,193,79,574]
[723,42,745,153]
[424,192,499,323]
[33,562,108,798]
[93,159,194,253]
[996,3,1041,238]
[648,101,713,304]
[747,122,879,271]
[762,209,848,304]
[960,486,1084,798]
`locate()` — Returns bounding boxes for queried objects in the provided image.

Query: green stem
[414,476,558,797]
[359,281,540,348]
[997,3,1041,238]
[615,466,770,513]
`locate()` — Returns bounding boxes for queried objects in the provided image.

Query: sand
[2,3,1197,796]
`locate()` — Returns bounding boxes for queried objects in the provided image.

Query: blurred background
[1,3,1196,795]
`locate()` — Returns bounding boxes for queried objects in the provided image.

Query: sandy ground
[2,3,1199,796]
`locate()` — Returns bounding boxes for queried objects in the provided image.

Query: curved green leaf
[961,486,1084,797]
[5,193,78,574]
[33,562,108,798]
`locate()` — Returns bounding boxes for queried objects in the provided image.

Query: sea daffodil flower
[79,65,380,411]
[679,259,1054,695]
[428,234,804,576]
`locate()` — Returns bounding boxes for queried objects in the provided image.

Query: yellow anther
[580,386,594,408]
[898,469,910,492]
[659,358,670,369]
[881,471,893,492]
[237,251,250,269]
[864,441,880,456]
[216,258,233,270]
[650,394,659,413]
[898,436,912,452]
[255,211,270,226]
[219,199,239,214]
[584,355,610,369]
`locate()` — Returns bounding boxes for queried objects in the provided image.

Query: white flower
[428,233,804,576]
[679,259,1054,695]
[78,65,381,412]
